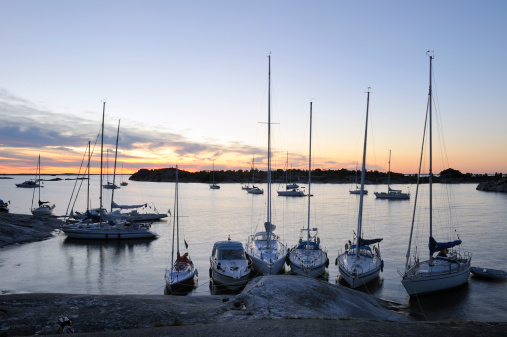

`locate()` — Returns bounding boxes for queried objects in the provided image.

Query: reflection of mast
[99,102,105,222]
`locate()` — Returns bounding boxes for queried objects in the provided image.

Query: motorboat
[210,239,251,289]
[15,180,39,188]
[0,199,9,212]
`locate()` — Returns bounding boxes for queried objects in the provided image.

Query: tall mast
[387,150,391,190]
[99,102,105,222]
[267,54,272,248]
[37,155,41,202]
[356,88,370,259]
[87,141,91,216]
[307,102,313,245]
[428,52,434,260]
[110,120,120,211]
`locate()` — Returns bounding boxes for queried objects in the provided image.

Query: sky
[1,0,506,175]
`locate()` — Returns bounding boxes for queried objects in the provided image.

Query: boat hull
[246,250,286,275]
[210,268,250,289]
[349,190,368,195]
[31,205,55,216]
[289,249,327,278]
[374,192,409,200]
[338,252,382,288]
[165,265,197,292]
[402,259,471,296]
[277,190,305,197]
[62,227,158,239]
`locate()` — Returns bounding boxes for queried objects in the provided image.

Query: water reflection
[407,283,470,320]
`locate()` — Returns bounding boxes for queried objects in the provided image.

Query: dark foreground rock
[0,293,504,337]
[0,213,65,248]
[476,178,507,193]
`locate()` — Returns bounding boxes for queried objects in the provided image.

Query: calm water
[1,175,506,321]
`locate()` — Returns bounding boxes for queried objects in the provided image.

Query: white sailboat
[349,162,368,195]
[374,150,409,199]
[165,165,197,293]
[246,155,264,194]
[31,155,55,216]
[245,54,287,275]
[401,52,471,296]
[209,160,220,189]
[62,103,158,240]
[338,89,383,288]
[288,102,328,278]
[277,152,305,196]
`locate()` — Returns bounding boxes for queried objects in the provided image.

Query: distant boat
[15,179,39,188]
[103,126,121,190]
[209,160,220,189]
[247,155,263,195]
[165,165,197,293]
[31,155,56,216]
[338,89,383,288]
[470,267,507,280]
[374,150,409,200]
[401,52,471,296]
[277,152,303,196]
[210,238,251,289]
[277,188,305,197]
[120,164,128,186]
[288,102,328,278]
[349,162,368,195]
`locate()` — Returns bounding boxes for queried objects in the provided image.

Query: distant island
[129,167,503,186]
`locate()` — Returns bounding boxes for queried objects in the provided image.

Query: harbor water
[1,175,506,321]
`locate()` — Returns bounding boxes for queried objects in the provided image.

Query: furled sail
[429,236,462,255]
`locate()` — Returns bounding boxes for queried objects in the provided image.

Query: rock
[476,178,507,193]
[0,213,65,248]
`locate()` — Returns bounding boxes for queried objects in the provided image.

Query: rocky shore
[476,177,507,193]
[0,212,65,249]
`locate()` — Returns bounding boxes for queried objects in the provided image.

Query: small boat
[349,162,368,195]
[102,182,120,189]
[165,166,197,293]
[15,179,40,188]
[374,150,409,200]
[210,238,251,289]
[288,102,328,278]
[246,155,264,195]
[31,155,55,216]
[0,199,9,212]
[277,187,305,197]
[471,267,507,280]
[209,160,220,189]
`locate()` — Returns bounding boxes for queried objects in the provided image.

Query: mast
[86,141,91,218]
[37,155,41,204]
[99,102,105,222]
[267,53,272,249]
[387,150,391,190]
[428,51,434,260]
[171,166,178,272]
[356,88,370,259]
[110,120,120,211]
[307,102,313,245]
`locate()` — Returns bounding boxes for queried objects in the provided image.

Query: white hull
[402,258,471,296]
[31,204,55,216]
[349,189,368,195]
[374,191,409,200]
[62,223,158,239]
[338,251,382,288]
[247,188,264,194]
[210,268,250,289]
[289,248,327,278]
[245,237,287,275]
[165,264,197,288]
[277,189,305,197]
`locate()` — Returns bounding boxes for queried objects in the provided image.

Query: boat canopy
[429,236,462,255]
[359,238,383,246]
[296,241,319,250]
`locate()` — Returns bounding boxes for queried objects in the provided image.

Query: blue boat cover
[359,238,383,246]
[349,245,371,251]
[429,236,462,255]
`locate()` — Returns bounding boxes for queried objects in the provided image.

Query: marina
[1,175,506,322]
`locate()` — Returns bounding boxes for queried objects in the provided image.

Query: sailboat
[401,52,471,296]
[247,155,263,194]
[349,162,368,195]
[337,89,383,288]
[62,103,158,240]
[245,54,287,275]
[277,152,305,196]
[103,128,120,190]
[31,155,56,216]
[288,102,328,278]
[209,160,220,189]
[120,164,128,186]
[374,150,409,199]
[165,165,197,293]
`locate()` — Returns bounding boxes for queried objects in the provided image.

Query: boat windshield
[219,249,245,260]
